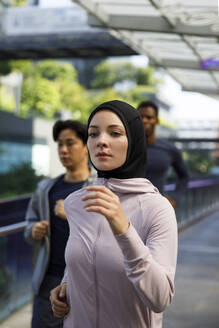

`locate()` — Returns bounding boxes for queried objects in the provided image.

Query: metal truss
[73,0,219,96]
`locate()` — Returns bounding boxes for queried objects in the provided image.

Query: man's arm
[171,146,190,203]
[24,181,49,244]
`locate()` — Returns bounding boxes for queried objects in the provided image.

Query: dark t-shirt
[47,176,84,278]
[146,139,189,195]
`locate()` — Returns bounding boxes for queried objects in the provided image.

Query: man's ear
[85,145,89,156]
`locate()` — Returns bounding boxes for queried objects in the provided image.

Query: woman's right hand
[50,283,70,318]
[31,221,49,240]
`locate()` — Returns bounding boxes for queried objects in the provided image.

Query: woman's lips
[96,153,111,158]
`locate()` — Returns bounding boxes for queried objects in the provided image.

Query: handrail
[1,178,219,236]
[0,193,31,204]
[0,221,27,236]
[164,178,219,192]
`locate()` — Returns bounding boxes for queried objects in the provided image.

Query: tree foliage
[184,151,216,175]
[91,60,160,89]
[0,60,31,76]
[37,60,78,82]
[0,59,90,119]
[0,162,45,198]
[21,76,61,118]
[0,0,27,8]
[0,61,11,76]
[0,58,161,121]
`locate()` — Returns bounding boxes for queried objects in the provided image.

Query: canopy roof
[0,4,136,59]
[74,0,219,96]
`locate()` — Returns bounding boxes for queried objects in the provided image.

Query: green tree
[21,77,61,117]
[0,58,162,121]
[185,151,216,175]
[0,59,90,119]
[0,61,11,76]
[89,88,125,110]
[136,66,159,87]
[37,60,78,82]
[120,85,154,108]
[91,60,160,90]
[0,162,45,198]
[0,0,27,7]
[58,80,91,121]
[0,60,31,76]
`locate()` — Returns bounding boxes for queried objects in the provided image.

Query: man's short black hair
[137,101,159,117]
[53,120,87,144]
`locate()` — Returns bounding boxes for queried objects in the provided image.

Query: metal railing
[165,177,219,228]
[0,221,27,236]
[1,178,219,234]
[0,194,32,323]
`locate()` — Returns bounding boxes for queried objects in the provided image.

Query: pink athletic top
[62,178,178,328]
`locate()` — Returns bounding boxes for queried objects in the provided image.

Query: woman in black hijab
[87,99,147,179]
[50,100,178,328]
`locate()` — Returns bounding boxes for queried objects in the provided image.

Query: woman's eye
[88,132,97,137]
[111,132,121,137]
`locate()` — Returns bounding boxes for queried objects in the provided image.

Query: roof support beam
[182,87,219,95]
[88,14,219,37]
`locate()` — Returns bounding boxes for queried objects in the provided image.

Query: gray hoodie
[24,170,96,294]
[62,177,178,328]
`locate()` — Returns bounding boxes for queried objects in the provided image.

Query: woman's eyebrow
[89,124,124,129]
[108,124,124,128]
[88,125,98,129]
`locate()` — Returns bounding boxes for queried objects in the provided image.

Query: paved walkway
[163,210,219,328]
[1,211,219,328]
[0,303,32,328]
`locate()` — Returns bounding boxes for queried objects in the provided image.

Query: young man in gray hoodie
[24,120,96,328]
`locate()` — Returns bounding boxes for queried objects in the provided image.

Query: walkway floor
[163,210,219,328]
[1,210,219,328]
[0,303,32,328]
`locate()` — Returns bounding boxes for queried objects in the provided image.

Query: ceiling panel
[74,0,219,96]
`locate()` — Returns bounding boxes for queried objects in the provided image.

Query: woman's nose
[97,133,108,147]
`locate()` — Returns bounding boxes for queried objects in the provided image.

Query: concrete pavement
[0,303,32,328]
[163,210,219,328]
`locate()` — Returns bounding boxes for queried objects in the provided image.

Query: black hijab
[87,100,147,179]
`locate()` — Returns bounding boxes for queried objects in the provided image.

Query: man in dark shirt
[137,100,189,207]
[25,120,96,328]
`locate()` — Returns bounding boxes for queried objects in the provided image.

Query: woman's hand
[82,185,129,235]
[50,283,69,318]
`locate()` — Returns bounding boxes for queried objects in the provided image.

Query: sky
[160,75,219,122]
[39,0,73,7]
[130,55,219,122]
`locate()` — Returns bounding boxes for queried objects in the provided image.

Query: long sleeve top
[62,177,178,328]
[146,139,189,198]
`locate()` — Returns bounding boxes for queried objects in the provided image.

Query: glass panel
[0,231,33,322]
[0,142,32,174]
